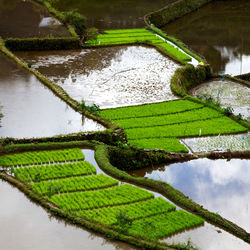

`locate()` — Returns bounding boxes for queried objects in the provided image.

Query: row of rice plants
[98,100,203,120]
[129,138,188,152]
[0,148,84,167]
[85,28,191,61]
[126,210,204,240]
[13,161,96,182]
[126,117,247,140]
[74,197,176,225]
[31,174,118,195]
[48,184,154,211]
[104,29,149,34]
[113,107,223,129]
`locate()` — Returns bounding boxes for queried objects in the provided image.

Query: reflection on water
[192,79,250,121]
[0,0,70,38]
[163,0,250,75]
[16,46,179,108]
[183,133,250,153]
[53,0,177,31]
[130,159,250,232]
[0,53,104,138]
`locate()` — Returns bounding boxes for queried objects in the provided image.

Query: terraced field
[99,99,248,152]
[85,28,191,61]
[0,148,204,240]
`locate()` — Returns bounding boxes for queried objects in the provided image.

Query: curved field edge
[94,144,250,243]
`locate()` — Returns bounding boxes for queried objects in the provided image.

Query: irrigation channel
[0,53,104,138]
[163,0,250,76]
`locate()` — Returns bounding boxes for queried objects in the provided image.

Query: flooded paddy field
[130,159,250,232]
[53,0,177,31]
[16,45,180,108]
[0,53,104,139]
[192,79,250,121]
[163,0,250,75]
[0,0,70,39]
[183,133,250,153]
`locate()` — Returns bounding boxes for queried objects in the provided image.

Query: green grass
[129,138,188,153]
[126,117,247,140]
[85,28,191,61]
[126,210,204,240]
[74,197,175,225]
[13,161,96,182]
[99,100,202,120]
[31,174,118,195]
[48,184,154,211]
[113,107,222,129]
[0,148,84,167]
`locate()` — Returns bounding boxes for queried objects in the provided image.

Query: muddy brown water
[0,0,70,39]
[52,0,178,31]
[15,45,180,108]
[163,0,250,76]
[0,53,104,138]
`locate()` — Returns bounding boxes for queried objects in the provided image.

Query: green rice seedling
[74,197,176,225]
[31,174,118,195]
[48,184,154,211]
[99,100,203,120]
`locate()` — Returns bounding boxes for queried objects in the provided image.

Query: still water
[16,46,180,108]
[163,0,250,76]
[0,0,70,39]
[0,53,104,138]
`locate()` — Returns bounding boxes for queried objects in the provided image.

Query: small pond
[53,0,177,31]
[0,53,104,139]
[0,149,136,250]
[130,158,250,232]
[0,0,70,39]
[163,0,250,76]
[192,79,250,121]
[16,46,180,108]
[183,133,250,153]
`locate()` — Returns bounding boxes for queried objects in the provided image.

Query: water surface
[16,46,180,108]
[0,0,70,39]
[0,53,104,138]
[163,0,250,75]
[130,159,250,232]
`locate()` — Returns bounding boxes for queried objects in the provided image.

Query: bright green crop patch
[48,184,154,211]
[74,197,175,225]
[114,107,222,129]
[0,148,84,167]
[104,29,149,34]
[126,210,204,240]
[32,174,118,195]
[13,161,96,182]
[126,117,247,140]
[129,138,188,153]
[99,100,202,120]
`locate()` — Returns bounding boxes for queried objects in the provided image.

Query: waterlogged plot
[129,138,188,153]
[13,161,96,182]
[99,100,202,120]
[48,184,154,211]
[16,46,180,108]
[74,197,176,225]
[126,117,247,140]
[126,210,204,240]
[86,29,191,61]
[32,174,118,195]
[0,148,84,167]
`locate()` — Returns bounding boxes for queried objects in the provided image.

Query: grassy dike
[95,144,250,243]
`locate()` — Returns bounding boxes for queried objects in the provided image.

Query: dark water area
[15,46,179,108]
[163,0,250,76]
[0,53,104,138]
[0,149,136,250]
[0,0,70,38]
[130,158,250,232]
[53,0,177,31]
